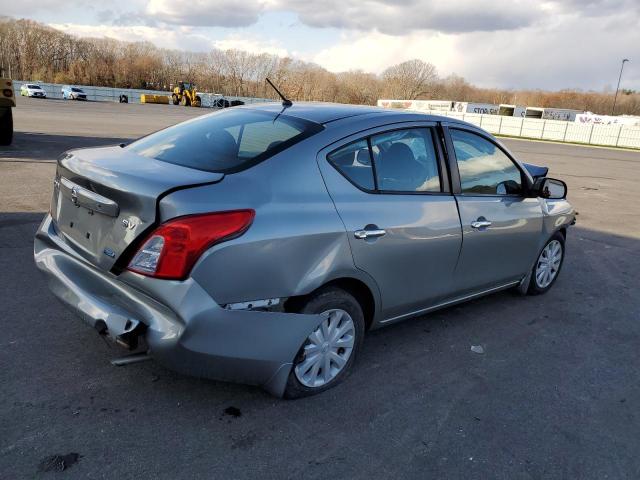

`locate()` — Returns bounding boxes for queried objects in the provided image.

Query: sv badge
[121,218,136,230]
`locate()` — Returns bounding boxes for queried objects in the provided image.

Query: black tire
[284,287,365,399]
[193,95,201,107]
[0,108,13,146]
[172,94,179,105]
[527,232,565,295]
[180,95,190,106]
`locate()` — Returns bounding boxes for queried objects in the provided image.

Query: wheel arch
[285,276,379,330]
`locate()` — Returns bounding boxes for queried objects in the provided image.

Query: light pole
[612,58,629,115]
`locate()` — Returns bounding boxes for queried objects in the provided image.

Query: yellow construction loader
[171,81,201,107]
[0,75,15,145]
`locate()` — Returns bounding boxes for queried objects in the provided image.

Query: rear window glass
[127,109,324,173]
[327,139,375,190]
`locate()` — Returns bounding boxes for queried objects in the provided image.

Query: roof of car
[245,102,400,124]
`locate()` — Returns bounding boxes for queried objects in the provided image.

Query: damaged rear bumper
[34,214,323,397]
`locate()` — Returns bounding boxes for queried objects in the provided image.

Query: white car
[20,84,47,98]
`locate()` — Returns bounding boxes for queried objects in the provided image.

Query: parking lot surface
[1,98,640,479]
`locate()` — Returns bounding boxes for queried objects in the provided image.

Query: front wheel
[284,287,365,399]
[527,232,565,295]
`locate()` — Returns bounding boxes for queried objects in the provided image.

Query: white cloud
[145,0,266,27]
[47,23,214,51]
[12,0,637,90]
[287,0,544,35]
[314,31,455,74]
[313,9,640,90]
[213,36,289,57]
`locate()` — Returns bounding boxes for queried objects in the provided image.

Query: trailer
[409,100,454,112]
[499,104,526,117]
[525,107,582,121]
[377,99,415,110]
[575,112,640,126]
[454,102,499,115]
[377,99,454,112]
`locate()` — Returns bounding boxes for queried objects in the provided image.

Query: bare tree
[2,17,639,115]
[382,59,438,99]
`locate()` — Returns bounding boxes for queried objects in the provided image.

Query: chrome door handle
[471,220,492,229]
[354,229,386,239]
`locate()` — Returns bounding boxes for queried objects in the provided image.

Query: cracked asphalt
[1,98,639,479]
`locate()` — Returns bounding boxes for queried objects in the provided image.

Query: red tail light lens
[127,210,254,280]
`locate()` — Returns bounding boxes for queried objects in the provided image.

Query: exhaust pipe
[110,352,152,366]
[115,320,146,350]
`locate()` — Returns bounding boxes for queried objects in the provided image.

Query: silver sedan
[34,102,575,397]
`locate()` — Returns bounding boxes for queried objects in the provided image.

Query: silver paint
[34,103,576,396]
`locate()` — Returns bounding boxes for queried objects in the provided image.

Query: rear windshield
[127,108,324,173]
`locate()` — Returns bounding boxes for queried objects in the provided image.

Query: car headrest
[267,140,283,151]
[207,130,238,166]
[383,143,421,176]
[355,149,371,165]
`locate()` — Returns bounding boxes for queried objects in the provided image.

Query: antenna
[266,78,292,107]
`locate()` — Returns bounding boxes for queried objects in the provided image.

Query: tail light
[3,89,12,97]
[127,210,254,280]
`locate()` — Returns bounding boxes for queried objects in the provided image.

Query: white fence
[14,81,272,108]
[421,110,640,149]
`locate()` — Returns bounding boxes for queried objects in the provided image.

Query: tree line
[1,17,639,115]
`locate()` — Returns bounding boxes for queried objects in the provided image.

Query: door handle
[471,220,492,229]
[354,229,386,239]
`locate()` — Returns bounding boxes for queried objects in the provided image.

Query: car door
[444,126,543,294]
[317,123,462,322]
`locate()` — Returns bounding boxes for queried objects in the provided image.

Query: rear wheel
[193,95,201,107]
[284,287,364,399]
[528,233,565,295]
[0,107,13,146]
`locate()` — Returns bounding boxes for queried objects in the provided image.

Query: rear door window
[327,139,375,190]
[327,127,442,193]
[128,109,324,173]
[370,128,441,192]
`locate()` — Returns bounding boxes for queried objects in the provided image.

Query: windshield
[127,108,324,173]
[71,87,83,92]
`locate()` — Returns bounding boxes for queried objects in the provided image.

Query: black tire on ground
[284,287,365,399]
[193,95,201,107]
[0,107,13,146]
[214,98,230,108]
[180,95,190,106]
[527,232,566,295]
[172,94,179,105]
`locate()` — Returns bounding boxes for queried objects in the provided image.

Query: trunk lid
[51,146,223,271]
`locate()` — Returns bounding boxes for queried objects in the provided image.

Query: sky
[6,0,640,91]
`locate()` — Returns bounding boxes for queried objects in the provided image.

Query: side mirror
[533,177,567,199]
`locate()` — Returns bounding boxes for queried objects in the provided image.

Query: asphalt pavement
[1,97,639,479]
